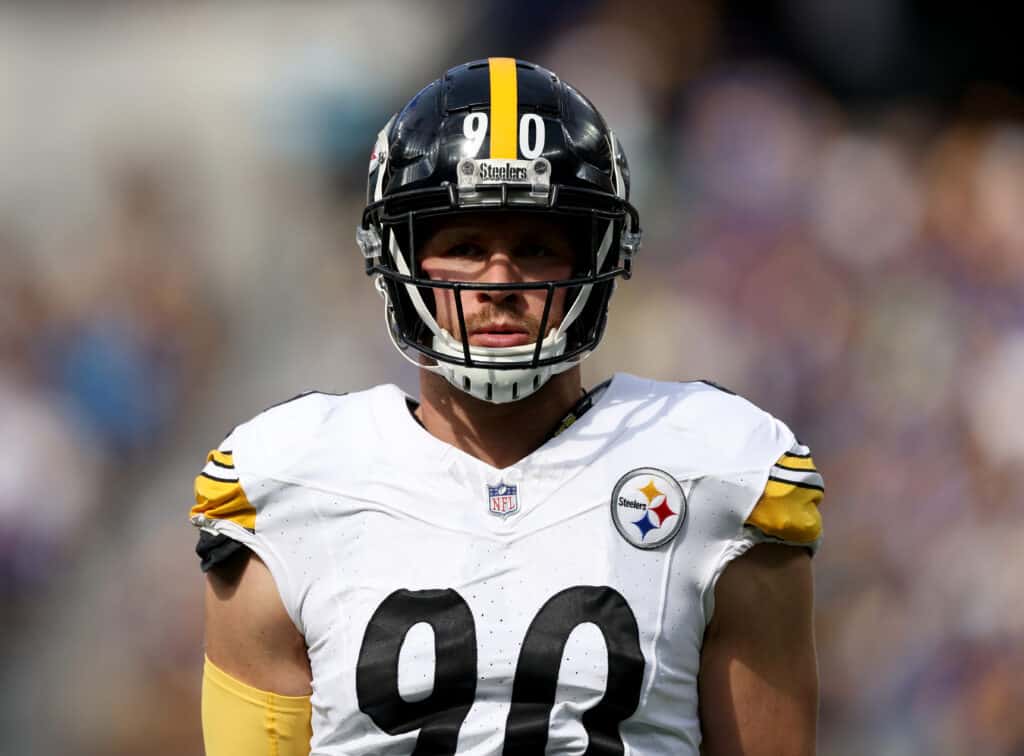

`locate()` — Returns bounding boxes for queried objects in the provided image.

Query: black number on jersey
[356,589,478,754]
[503,586,644,755]
[355,585,644,755]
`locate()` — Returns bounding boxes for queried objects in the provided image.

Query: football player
[192,58,824,755]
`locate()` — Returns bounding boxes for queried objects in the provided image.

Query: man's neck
[415,368,583,469]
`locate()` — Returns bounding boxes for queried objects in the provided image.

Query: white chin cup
[432,328,569,403]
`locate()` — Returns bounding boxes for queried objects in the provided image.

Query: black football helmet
[358,58,641,403]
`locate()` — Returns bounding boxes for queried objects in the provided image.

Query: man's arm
[205,549,312,693]
[698,543,818,756]
[203,550,313,755]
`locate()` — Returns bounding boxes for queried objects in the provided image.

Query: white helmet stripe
[554,131,623,340]
[372,116,395,203]
[553,218,614,340]
[609,130,627,200]
[372,116,449,345]
[391,233,446,340]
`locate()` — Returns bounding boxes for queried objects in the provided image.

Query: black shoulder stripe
[199,471,238,484]
[696,379,737,395]
[768,475,824,492]
[210,458,235,470]
[773,461,816,472]
[261,389,349,414]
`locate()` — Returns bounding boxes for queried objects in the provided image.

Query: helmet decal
[487,57,518,159]
[462,113,489,158]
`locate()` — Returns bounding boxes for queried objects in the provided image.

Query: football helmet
[358,58,641,403]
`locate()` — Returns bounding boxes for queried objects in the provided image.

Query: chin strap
[431,326,570,404]
[543,377,613,441]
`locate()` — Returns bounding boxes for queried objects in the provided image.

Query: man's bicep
[204,548,312,696]
[698,543,818,756]
[202,550,313,756]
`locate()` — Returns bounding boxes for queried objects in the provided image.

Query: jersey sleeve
[192,438,256,533]
[743,440,825,552]
[188,393,334,634]
[691,395,826,626]
[190,429,261,572]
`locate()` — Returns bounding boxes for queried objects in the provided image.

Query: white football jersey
[192,373,824,755]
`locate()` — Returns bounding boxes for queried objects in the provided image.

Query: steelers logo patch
[610,468,686,549]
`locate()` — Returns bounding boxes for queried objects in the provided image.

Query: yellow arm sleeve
[202,656,312,756]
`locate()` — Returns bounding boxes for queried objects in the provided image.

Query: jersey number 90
[463,112,547,159]
[356,585,644,755]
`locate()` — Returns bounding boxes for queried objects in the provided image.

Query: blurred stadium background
[1,2,1022,754]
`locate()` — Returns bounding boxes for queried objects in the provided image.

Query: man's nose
[474,250,522,303]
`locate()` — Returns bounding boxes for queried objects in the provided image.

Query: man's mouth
[469,324,532,348]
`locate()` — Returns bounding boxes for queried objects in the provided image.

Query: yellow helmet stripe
[488,57,518,159]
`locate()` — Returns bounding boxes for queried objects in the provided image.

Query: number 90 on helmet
[357,58,642,403]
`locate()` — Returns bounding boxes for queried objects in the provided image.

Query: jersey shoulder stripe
[188,390,361,541]
[191,448,256,532]
[745,442,824,546]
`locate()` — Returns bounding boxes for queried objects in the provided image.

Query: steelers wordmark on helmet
[611,467,687,549]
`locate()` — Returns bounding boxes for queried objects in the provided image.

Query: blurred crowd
[0,163,216,611]
[1,2,1021,755]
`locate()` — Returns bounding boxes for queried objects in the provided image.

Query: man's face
[418,213,579,348]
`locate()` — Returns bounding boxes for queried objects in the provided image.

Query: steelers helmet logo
[610,468,686,549]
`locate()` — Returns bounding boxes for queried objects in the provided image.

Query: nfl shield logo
[487,482,519,517]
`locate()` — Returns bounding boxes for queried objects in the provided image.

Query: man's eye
[518,244,554,258]
[445,243,484,258]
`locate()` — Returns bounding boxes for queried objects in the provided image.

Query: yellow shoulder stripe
[209,449,235,468]
[488,57,518,159]
[746,478,823,544]
[192,451,256,531]
[776,454,817,471]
